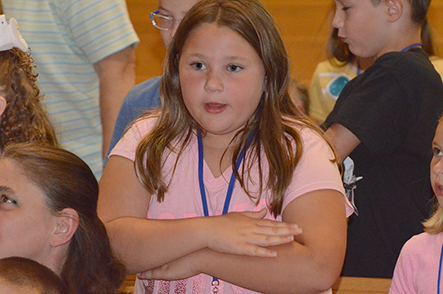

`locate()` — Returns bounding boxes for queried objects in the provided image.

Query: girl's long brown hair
[135,0,338,216]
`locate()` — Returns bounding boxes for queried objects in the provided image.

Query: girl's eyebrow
[185,52,248,62]
[0,186,15,194]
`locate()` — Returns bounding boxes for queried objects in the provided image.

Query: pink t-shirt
[390,232,443,294]
[111,117,353,294]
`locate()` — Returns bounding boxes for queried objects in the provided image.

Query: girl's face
[431,122,443,207]
[0,159,57,264]
[179,23,265,144]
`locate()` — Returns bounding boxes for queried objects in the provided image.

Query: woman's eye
[0,194,17,205]
[433,147,443,157]
[228,64,242,72]
[191,62,206,70]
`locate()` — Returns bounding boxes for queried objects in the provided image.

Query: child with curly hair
[0,15,57,149]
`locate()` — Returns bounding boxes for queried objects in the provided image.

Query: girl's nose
[432,158,443,176]
[204,70,224,92]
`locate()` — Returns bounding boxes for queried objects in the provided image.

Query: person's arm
[94,45,136,157]
[140,189,348,294]
[98,155,302,274]
[325,123,361,162]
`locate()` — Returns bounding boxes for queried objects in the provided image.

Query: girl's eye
[191,62,206,70]
[433,147,443,157]
[0,194,17,205]
[228,64,242,72]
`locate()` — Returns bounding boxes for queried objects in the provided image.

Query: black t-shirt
[324,48,443,278]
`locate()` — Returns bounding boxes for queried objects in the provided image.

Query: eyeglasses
[150,10,174,31]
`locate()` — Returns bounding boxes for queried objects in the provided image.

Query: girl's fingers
[240,243,278,258]
[254,222,303,236]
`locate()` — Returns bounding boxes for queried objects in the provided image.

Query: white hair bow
[0,15,28,52]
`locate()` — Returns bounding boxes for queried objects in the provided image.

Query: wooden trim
[332,276,392,294]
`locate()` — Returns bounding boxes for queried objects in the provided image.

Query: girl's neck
[201,132,238,178]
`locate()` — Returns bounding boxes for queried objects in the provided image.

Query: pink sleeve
[282,128,353,217]
[389,238,418,294]
[109,118,157,161]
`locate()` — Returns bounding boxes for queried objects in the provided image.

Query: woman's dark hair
[1,143,126,294]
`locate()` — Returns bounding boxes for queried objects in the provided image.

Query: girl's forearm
[196,242,343,294]
[106,217,209,274]
[106,212,300,274]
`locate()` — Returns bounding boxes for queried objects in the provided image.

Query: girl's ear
[0,96,6,116]
[50,208,79,247]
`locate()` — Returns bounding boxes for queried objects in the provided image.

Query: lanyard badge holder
[342,157,362,216]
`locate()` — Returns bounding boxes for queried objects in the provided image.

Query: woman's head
[155,0,201,49]
[0,143,126,294]
[0,48,57,149]
[161,0,294,134]
[0,144,76,273]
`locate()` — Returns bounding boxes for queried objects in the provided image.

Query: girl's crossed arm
[139,189,347,294]
[98,155,302,274]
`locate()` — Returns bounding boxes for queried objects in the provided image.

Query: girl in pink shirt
[390,117,443,294]
[98,0,353,293]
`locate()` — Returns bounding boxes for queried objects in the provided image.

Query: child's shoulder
[285,117,331,149]
[375,49,431,71]
[401,232,443,255]
[123,115,160,142]
[359,49,437,90]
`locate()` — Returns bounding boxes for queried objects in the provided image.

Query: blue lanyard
[197,130,247,216]
[197,130,249,292]
[400,43,422,53]
[438,242,443,294]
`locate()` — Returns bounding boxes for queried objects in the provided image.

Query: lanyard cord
[400,43,422,53]
[197,130,247,216]
[438,243,443,294]
[197,130,252,292]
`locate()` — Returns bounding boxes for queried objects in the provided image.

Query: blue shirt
[105,76,161,166]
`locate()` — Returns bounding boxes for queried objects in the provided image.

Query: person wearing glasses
[104,0,200,166]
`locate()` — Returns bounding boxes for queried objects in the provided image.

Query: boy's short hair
[370,0,430,25]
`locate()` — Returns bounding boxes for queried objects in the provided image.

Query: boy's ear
[50,208,79,247]
[385,0,403,22]
[0,96,6,116]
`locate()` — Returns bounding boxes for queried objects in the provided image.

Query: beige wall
[127,0,443,86]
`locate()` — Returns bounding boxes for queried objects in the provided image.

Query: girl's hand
[205,208,302,257]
